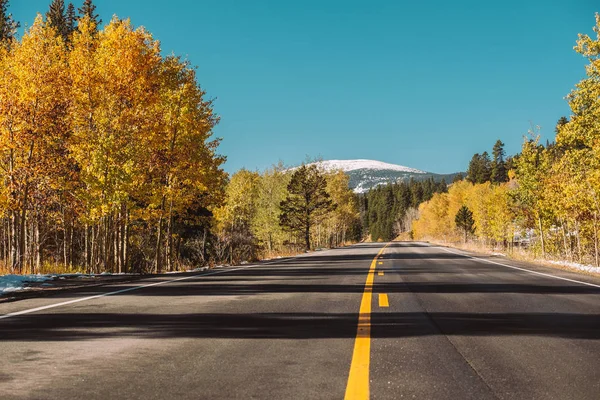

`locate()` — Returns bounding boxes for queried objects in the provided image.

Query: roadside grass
[0,261,87,276]
[418,238,600,278]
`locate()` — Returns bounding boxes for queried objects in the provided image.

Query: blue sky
[11,1,599,173]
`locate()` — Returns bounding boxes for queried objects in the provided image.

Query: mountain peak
[308,159,426,174]
[296,159,461,194]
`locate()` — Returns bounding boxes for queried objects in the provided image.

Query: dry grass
[0,261,10,275]
[394,232,413,242]
[0,260,89,276]
[420,238,600,278]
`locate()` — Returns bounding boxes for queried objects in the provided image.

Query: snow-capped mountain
[303,159,462,193]
[310,159,426,174]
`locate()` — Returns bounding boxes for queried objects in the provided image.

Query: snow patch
[548,260,600,275]
[307,159,426,174]
[0,274,50,294]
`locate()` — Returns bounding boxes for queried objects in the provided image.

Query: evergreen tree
[480,151,492,183]
[279,165,334,250]
[66,3,76,36]
[555,116,569,134]
[466,153,480,183]
[452,173,464,183]
[467,152,491,184]
[47,0,68,42]
[78,0,101,27]
[491,139,508,183]
[364,178,447,241]
[455,205,475,243]
[0,0,19,42]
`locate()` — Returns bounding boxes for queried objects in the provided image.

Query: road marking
[439,246,600,289]
[345,243,390,400]
[378,271,384,276]
[378,294,389,307]
[378,262,383,265]
[0,258,291,321]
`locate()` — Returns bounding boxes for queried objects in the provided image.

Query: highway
[1,242,599,399]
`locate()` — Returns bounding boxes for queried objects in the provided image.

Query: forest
[412,13,600,267]
[0,1,452,275]
[359,178,448,242]
[4,1,598,274]
[0,1,227,274]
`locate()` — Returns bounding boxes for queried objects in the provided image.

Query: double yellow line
[344,243,390,400]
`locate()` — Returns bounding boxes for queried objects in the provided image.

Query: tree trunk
[305,224,310,251]
[119,204,125,274]
[9,212,16,272]
[575,220,582,263]
[84,224,88,271]
[166,197,173,271]
[114,211,119,274]
[90,224,96,273]
[594,212,599,268]
[63,208,68,268]
[18,183,30,273]
[561,219,570,261]
[124,209,129,273]
[201,227,207,264]
[69,217,74,267]
[35,218,40,273]
[537,216,545,258]
[155,216,164,273]
[3,217,7,265]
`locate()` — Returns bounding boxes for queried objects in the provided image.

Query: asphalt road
[1,242,599,399]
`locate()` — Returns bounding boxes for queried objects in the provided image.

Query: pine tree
[47,0,68,42]
[467,152,491,184]
[452,173,464,183]
[66,3,76,36]
[480,151,492,183]
[279,165,334,250]
[491,140,508,183]
[466,153,481,183]
[455,205,475,243]
[78,0,101,27]
[555,116,569,134]
[0,0,19,42]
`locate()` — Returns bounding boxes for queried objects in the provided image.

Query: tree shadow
[1,311,598,342]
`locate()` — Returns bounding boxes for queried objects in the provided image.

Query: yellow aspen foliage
[0,11,226,273]
[487,184,514,244]
[213,169,260,262]
[324,170,360,246]
[214,169,260,236]
[465,182,493,241]
[70,16,162,221]
[0,15,71,270]
[251,163,290,253]
[413,192,451,240]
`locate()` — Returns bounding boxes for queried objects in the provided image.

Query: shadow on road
[2,241,599,343]
[2,311,599,341]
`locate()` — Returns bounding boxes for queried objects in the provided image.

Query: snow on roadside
[548,260,600,275]
[0,275,51,294]
[1,264,236,296]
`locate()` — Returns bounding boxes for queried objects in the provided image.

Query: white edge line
[0,257,294,321]
[438,246,600,289]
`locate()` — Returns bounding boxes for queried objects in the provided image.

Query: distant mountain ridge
[303,159,463,193]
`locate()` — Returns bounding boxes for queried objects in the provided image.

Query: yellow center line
[378,271,384,276]
[344,243,391,400]
[378,293,389,308]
